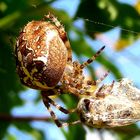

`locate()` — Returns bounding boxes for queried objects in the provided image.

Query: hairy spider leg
[44,13,65,33]
[94,70,110,85]
[41,91,69,113]
[80,46,108,85]
[106,80,115,93]
[80,46,105,69]
[41,91,80,127]
[42,85,90,97]
[95,84,105,97]
[95,80,115,97]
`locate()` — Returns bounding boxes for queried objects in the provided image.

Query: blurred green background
[0,0,140,140]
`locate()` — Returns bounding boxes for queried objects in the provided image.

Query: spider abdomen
[15,20,68,90]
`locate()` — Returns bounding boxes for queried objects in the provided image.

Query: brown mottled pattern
[16,20,68,89]
[44,35,68,86]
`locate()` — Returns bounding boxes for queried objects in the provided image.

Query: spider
[15,13,108,127]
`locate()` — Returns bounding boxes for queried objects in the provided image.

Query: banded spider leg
[41,46,110,127]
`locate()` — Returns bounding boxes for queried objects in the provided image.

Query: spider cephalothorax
[15,13,107,127]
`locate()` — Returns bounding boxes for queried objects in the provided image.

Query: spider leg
[41,91,70,114]
[62,120,81,127]
[95,84,105,98]
[95,80,115,97]
[85,70,109,92]
[80,46,105,69]
[41,85,63,96]
[95,70,110,85]
[43,13,63,29]
[41,91,79,127]
[64,85,93,97]
[105,80,115,94]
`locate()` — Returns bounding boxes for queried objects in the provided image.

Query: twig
[0,113,65,122]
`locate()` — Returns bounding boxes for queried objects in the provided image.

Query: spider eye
[83,99,90,112]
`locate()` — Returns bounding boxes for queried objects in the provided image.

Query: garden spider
[15,13,108,127]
